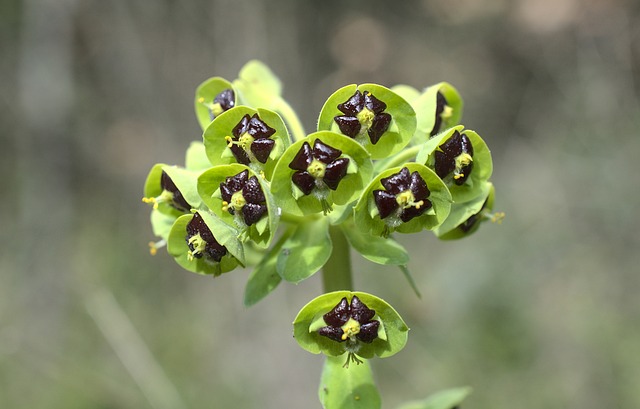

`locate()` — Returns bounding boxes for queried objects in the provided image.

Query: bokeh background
[2,0,640,408]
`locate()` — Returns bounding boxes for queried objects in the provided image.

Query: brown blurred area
[2,0,640,408]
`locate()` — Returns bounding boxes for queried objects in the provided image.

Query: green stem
[373,144,422,173]
[276,97,307,142]
[322,225,353,292]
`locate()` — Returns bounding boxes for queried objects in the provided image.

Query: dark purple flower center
[225,114,276,165]
[205,88,235,121]
[334,90,392,145]
[219,170,268,226]
[373,167,432,223]
[318,296,380,344]
[288,139,350,195]
[434,131,474,185]
[160,171,191,212]
[185,212,227,262]
[430,91,449,137]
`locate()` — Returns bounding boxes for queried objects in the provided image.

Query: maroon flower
[219,170,268,226]
[208,89,235,121]
[226,114,276,165]
[185,212,227,262]
[159,171,191,212]
[318,296,380,344]
[288,139,350,195]
[430,91,448,136]
[373,167,432,223]
[334,90,392,144]
[434,131,474,185]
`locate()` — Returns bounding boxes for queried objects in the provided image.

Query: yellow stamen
[442,105,453,119]
[148,241,158,255]
[211,102,223,116]
[356,107,375,132]
[221,200,229,212]
[490,212,505,224]
[224,135,234,148]
[340,318,361,341]
[142,196,159,210]
[197,97,205,103]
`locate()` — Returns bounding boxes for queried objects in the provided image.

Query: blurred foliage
[2,0,640,408]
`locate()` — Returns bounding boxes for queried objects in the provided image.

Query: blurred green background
[2,0,640,408]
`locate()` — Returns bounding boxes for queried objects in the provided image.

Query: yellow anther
[142,196,159,210]
[453,173,464,180]
[197,97,205,103]
[491,212,505,224]
[221,200,229,212]
[211,102,223,116]
[442,105,454,119]
[340,318,361,341]
[148,241,158,256]
[224,135,234,148]
[259,170,266,180]
[415,200,424,209]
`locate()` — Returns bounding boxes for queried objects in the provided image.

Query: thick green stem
[322,226,353,292]
[275,97,307,142]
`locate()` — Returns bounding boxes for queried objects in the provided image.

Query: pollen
[141,196,159,210]
[224,135,234,148]
[197,97,205,103]
[307,159,327,179]
[340,318,361,341]
[455,152,473,168]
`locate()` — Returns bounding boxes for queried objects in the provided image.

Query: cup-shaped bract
[271,131,373,216]
[195,77,237,131]
[435,182,495,240]
[293,291,409,360]
[197,164,278,248]
[143,164,202,217]
[232,60,283,111]
[417,126,493,203]
[317,84,416,160]
[412,82,463,140]
[203,106,290,179]
[167,211,245,276]
[355,163,452,236]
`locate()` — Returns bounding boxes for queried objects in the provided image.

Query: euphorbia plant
[142,60,502,409]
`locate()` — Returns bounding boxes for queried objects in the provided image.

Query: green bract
[184,141,212,171]
[354,163,452,236]
[416,126,493,203]
[412,82,463,140]
[317,84,416,159]
[167,211,245,276]
[194,76,236,131]
[142,164,202,217]
[232,60,282,110]
[293,291,409,360]
[203,106,289,179]
[197,164,278,247]
[435,182,495,240]
[271,131,372,216]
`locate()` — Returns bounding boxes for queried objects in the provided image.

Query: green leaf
[194,76,236,131]
[396,387,471,409]
[435,182,493,240]
[232,60,282,109]
[340,221,409,265]
[318,356,381,409]
[293,291,409,359]
[317,84,417,160]
[184,141,212,170]
[276,218,332,283]
[410,82,463,142]
[243,232,292,306]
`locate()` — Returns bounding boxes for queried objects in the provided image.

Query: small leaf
[318,356,381,409]
[276,218,332,283]
[243,231,292,306]
[340,222,409,266]
[232,60,282,109]
[396,387,472,409]
[185,141,212,170]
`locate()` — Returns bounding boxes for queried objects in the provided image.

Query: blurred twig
[84,289,187,409]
